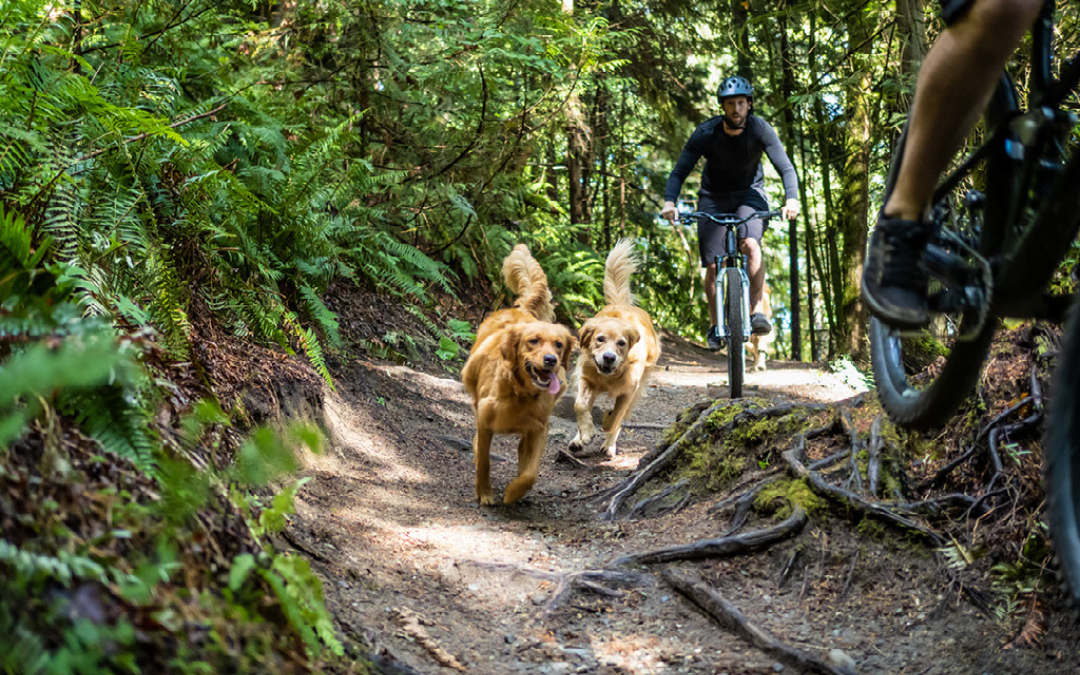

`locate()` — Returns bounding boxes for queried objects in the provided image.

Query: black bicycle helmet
[717,76,754,103]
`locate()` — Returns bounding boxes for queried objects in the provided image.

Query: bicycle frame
[678,210,780,344]
[927,0,1080,324]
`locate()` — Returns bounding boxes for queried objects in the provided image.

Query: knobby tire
[725,267,744,399]
[869,100,1015,430]
[1042,154,1080,605]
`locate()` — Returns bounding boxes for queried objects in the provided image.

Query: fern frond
[297,284,341,350]
[0,540,108,587]
[65,384,156,473]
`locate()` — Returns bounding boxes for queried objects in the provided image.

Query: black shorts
[696,190,769,268]
[941,0,975,25]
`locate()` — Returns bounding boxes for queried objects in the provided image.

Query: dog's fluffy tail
[603,239,639,307]
[502,244,555,321]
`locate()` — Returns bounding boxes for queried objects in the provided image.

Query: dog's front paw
[477,490,497,506]
[568,436,585,453]
[603,442,618,459]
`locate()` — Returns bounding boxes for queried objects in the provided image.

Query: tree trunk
[732,0,753,79]
[837,11,874,360]
[808,13,838,358]
[567,95,591,234]
[779,11,802,361]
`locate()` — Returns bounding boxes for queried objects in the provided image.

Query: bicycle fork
[715,256,752,344]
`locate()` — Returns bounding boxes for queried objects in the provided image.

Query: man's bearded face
[721,95,751,129]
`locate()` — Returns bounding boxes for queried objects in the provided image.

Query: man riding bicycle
[862,0,1042,328]
[660,76,800,351]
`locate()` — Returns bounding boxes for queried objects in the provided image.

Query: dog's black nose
[543,354,558,368]
[602,352,617,365]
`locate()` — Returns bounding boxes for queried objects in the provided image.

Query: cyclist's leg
[864,0,1041,327]
[697,193,727,342]
[735,201,767,315]
[886,0,1042,220]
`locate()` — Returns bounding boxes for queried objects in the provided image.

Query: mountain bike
[680,210,780,398]
[866,0,1080,602]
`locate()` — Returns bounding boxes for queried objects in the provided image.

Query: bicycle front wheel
[724,267,745,398]
[869,81,1020,429]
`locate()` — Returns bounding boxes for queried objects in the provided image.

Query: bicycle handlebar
[677,210,783,226]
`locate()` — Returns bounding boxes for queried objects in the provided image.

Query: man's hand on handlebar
[782,198,800,220]
[661,201,678,222]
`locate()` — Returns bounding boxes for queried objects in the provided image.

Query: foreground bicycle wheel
[869,90,1020,429]
[1047,295,1080,606]
[724,267,745,398]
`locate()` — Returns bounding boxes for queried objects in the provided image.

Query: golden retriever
[569,240,661,458]
[748,283,774,372]
[462,245,575,505]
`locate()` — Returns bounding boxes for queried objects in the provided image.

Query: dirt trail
[285,335,1075,675]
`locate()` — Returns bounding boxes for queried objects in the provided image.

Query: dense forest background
[2,0,1079,672]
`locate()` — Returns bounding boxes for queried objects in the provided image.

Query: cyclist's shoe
[750,313,772,336]
[706,325,723,351]
[862,212,930,329]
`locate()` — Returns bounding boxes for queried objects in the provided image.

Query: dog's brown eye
[555,341,563,350]
[596,336,605,343]
[528,338,540,345]
[617,339,626,347]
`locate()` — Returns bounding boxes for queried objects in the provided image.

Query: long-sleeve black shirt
[663,114,799,204]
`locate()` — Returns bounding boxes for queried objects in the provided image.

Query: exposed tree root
[536,569,646,621]
[626,478,691,520]
[611,507,807,566]
[924,397,1034,488]
[720,477,779,536]
[599,400,728,520]
[662,570,858,675]
[600,401,825,520]
[784,435,944,546]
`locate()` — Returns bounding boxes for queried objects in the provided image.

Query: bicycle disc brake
[924,221,994,341]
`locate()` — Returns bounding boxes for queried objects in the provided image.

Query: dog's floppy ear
[578,320,597,350]
[500,325,521,365]
[624,326,641,348]
[560,331,577,371]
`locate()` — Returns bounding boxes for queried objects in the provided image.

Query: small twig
[809,448,851,471]
[840,551,860,598]
[555,447,590,467]
[612,507,807,566]
[881,493,990,518]
[925,398,1033,488]
[867,416,883,498]
[779,547,802,588]
[1030,366,1044,411]
[663,570,857,675]
[840,409,864,494]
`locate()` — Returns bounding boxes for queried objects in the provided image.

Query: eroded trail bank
[283,334,1076,675]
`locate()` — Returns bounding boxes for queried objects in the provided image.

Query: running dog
[569,240,661,458]
[748,284,774,372]
[462,245,575,505]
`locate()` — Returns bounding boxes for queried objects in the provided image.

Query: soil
[277,306,1079,675]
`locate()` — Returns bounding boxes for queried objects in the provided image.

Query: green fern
[261,555,344,659]
[297,284,342,350]
[0,540,107,587]
[64,383,156,474]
